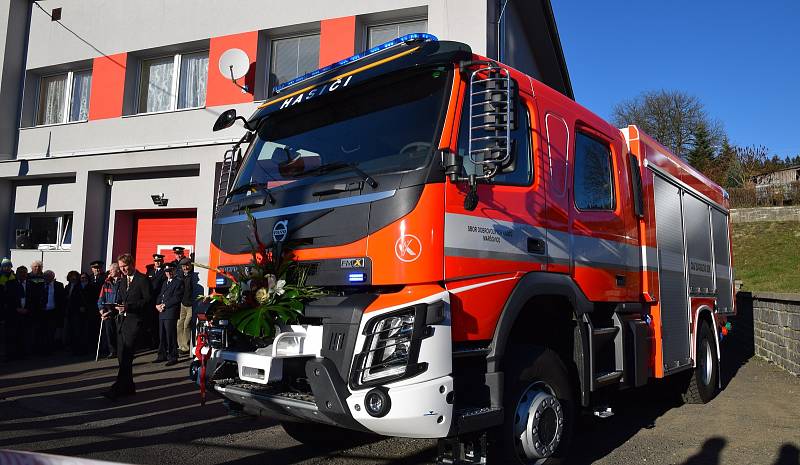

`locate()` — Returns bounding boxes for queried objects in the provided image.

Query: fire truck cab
[196,34,735,464]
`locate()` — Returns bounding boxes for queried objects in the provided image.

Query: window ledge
[20,119,89,130]
[10,248,72,253]
[123,106,207,119]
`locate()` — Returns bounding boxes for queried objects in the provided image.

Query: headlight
[361,312,415,383]
[351,304,439,388]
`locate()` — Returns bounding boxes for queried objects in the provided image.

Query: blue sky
[551,1,800,158]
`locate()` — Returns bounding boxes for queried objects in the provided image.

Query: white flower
[274,279,286,296]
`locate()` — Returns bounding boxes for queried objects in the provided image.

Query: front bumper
[199,290,454,438]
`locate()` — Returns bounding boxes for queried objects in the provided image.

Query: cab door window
[574,131,615,210]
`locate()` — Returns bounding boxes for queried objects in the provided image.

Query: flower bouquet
[196,211,324,343]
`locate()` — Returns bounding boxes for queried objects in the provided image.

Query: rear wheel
[683,321,719,404]
[490,346,576,465]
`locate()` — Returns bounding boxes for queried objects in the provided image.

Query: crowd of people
[0,247,202,377]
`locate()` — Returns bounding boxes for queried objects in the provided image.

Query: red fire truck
[196,34,735,464]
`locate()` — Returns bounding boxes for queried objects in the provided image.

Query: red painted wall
[132,212,197,273]
[88,52,127,120]
[319,16,356,67]
[206,31,258,107]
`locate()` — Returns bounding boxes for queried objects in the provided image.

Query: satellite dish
[219,48,250,80]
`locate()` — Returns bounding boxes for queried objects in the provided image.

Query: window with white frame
[16,213,73,251]
[367,19,428,49]
[269,34,320,94]
[37,70,92,125]
[138,51,209,113]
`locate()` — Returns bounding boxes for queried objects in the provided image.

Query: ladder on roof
[214,147,239,214]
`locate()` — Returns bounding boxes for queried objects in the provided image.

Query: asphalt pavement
[1,340,797,465]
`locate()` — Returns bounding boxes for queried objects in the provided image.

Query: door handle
[527,238,545,254]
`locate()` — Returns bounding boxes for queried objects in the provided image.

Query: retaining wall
[730,206,800,223]
[734,292,800,376]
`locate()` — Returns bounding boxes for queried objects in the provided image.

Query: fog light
[364,388,391,417]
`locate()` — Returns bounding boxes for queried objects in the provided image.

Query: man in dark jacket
[103,253,151,400]
[1,258,17,360]
[177,258,195,355]
[170,247,187,278]
[145,254,166,349]
[9,266,45,359]
[155,263,183,366]
[89,261,106,289]
[42,270,66,354]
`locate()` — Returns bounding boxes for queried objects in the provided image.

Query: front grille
[328,332,345,351]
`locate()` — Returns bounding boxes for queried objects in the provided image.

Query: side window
[574,131,614,210]
[456,93,532,185]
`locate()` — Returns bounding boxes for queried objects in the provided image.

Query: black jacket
[146,265,167,298]
[13,278,46,315]
[65,282,92,319]
[157,277,184,320]
[182,274,196,307]
[116,272,152,317]
[44,280,67,320]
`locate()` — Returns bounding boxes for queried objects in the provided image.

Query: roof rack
[272,33,438,94]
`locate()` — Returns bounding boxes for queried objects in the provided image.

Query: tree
[725,145,769,188]
[687,122,715,174]
[611,90,724,159]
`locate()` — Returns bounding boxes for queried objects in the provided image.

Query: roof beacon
[272,33,438,94]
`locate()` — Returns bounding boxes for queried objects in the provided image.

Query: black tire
[489,346,576,465]
[280,421,372,449]
[683,322,719,404]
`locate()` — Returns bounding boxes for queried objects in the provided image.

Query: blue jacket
[157,277,183,320]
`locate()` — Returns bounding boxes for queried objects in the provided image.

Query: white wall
[26,0,487,69]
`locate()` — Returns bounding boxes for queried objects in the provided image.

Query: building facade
[0,0,571,286]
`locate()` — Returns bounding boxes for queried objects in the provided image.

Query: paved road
[1,342,797,465]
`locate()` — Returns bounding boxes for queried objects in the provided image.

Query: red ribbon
[194,332,211,405]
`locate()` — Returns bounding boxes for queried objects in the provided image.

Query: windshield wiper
[226,182,275,204]
[301,162,378,188]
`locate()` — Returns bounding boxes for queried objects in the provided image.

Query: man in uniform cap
[154,262,183,366]
[89,261,106,288]
[171,247,188,278]
[145,253,167,349]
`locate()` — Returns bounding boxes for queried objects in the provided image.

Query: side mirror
[213,109,238,132]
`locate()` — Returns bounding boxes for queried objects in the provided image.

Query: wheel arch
[692,305,720,365]
[486,272,594,406]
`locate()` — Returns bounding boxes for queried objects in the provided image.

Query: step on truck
[193,34,735,464]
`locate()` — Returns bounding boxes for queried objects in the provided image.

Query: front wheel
[490,346,576,465]
[683,321,719,404]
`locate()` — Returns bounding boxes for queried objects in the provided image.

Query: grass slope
[732,221,800,293]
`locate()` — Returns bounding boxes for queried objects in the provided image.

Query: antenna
[218,48,251,93]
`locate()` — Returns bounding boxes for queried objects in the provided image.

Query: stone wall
[730,206,800,223]
[735,292,800,376]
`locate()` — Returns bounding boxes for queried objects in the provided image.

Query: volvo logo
[272,220,288,243]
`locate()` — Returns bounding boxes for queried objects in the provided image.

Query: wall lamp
[151,193,169,207]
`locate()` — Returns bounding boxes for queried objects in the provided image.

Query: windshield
[230,67,451,196]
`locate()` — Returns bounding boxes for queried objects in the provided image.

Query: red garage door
[132,212,197,273]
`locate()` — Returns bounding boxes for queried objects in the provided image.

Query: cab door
[443,75,546,340]
[568,127,640,302]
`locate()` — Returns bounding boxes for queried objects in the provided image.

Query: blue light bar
[348,272,366,283]
[215,276,226,286]
[273,33,438,94]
